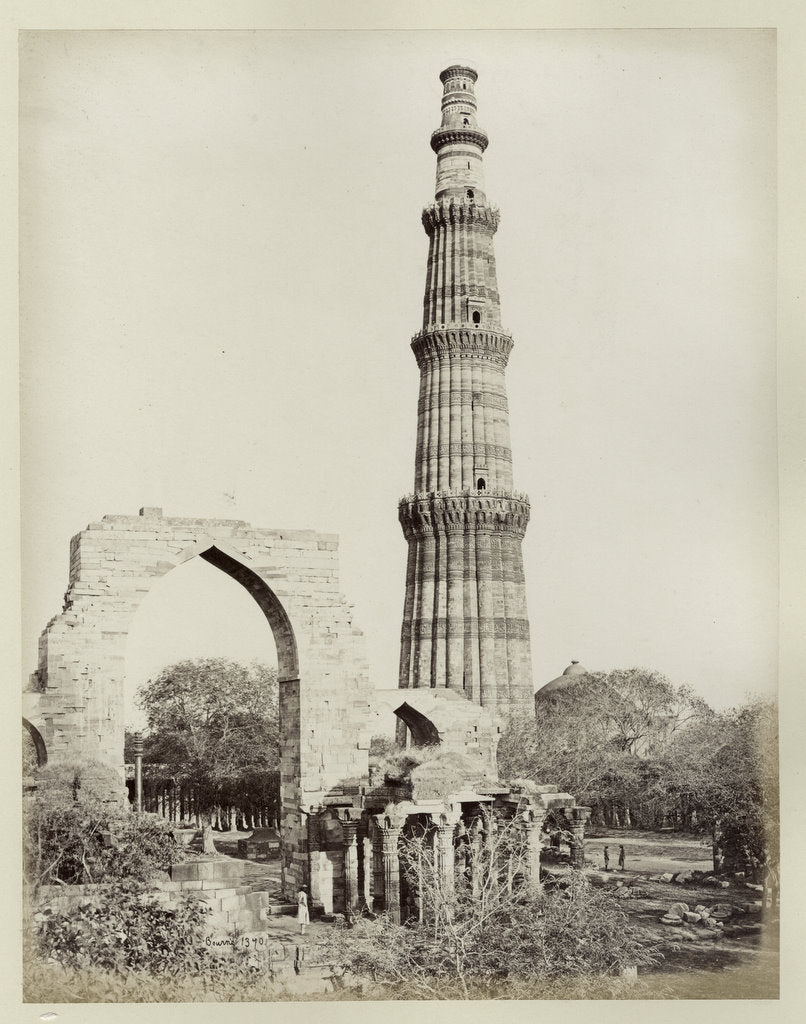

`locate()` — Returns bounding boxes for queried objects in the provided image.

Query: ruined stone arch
[394,701,442,748]
[168,537,299,681]
[26,508,373,896]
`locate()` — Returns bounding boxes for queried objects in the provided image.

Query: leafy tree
[658,697,778,873]
[498,668,711,824]
[136,658,279,853]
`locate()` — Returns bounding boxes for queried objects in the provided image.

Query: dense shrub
[24,881,285,1002]
[323,815,663,1000]
[34,881,211,974]
[25,762,183,888]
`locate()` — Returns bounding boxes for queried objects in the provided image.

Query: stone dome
[535,660,589,699]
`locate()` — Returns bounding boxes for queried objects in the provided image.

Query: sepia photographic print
[9,3,803,1018]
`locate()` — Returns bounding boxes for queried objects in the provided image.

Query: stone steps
[162,860,298,933]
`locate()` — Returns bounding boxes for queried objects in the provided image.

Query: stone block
[170,862,200,882]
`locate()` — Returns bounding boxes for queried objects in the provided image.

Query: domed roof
[535,660,589,698]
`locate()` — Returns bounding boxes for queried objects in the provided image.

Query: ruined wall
[27,506,373,900]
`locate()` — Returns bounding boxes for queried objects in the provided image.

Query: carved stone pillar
[434,817,458,895]
[381,826,403,923]
[469,817,485,898]
[358,817,372,911]
[131,732,143,812]
[371,821,385,913]
[519,806,545,886]
[565,807,591,869]
[340,816,360,913]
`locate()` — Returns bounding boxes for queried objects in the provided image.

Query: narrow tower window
[472,310,481,324]
[477,478,486,491]
[463,118,470,126]
[466,189,474,200]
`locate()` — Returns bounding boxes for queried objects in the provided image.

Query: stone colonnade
[309,797,590,924]
[135,777,276,832]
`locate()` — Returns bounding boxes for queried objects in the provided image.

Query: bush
[33,881,211,974]
[322,814,663,1000]
[24,880,285,1002]
[25,763,183,888]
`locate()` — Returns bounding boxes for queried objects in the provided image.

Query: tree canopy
[499,667,710,800]
[657,697,778,871]
[135,658,279,849]
[498,667,778,872]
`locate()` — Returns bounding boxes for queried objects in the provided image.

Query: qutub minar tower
[398,64,533,720]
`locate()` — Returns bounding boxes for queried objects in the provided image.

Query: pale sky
[19,29,778,729]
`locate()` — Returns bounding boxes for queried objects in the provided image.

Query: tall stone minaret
[398,64,533,720]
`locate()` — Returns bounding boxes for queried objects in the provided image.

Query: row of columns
[344,805,584,925]
[414,353,513,493]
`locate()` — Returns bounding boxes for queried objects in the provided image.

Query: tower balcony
[398,488,531,541]
[410,325,514,368]
[430,126,489,154]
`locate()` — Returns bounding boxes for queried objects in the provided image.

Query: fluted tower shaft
[398,65,533,719]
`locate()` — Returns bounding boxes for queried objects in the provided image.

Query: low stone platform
[237,828,280,861]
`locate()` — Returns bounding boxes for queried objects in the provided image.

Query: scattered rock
[709,903,733,920]
[660,872,674,883]
[669,902,690,918]
[683,911,702,924]
[676,871,693,884]
[678,929,697,942]
[702,876,718,887]
[694,904,709,916]
[745,882,763,893]
[661,915,683,926]
[718,880,731,889]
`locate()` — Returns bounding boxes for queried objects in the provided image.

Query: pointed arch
[23,717,47,767]
[394,701,441,748]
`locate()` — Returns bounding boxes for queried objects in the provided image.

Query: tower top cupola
[430,64,489,203]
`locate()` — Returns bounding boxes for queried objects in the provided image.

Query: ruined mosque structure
[23,65,590,923]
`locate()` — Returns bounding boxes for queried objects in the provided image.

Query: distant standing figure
[603,846,610,871]
[297,887,310,935]
[618,845,626,871]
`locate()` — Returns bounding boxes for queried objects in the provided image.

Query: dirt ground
[569,829,779,998]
